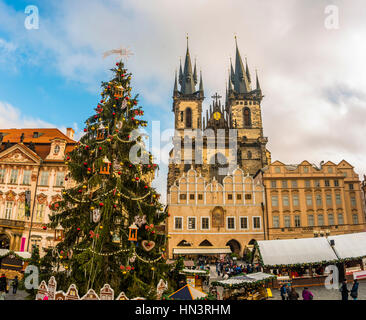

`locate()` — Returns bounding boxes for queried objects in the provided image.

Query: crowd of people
[0,274,19,300]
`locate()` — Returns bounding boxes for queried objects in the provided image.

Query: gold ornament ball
[60,256,63,259]
[83,185,87,189]
[91,206,95,210]
[151,267,155,271]
[122,271,127,275]
[99,226,103,229]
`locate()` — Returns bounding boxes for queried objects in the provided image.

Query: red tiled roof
[0,128,75,144]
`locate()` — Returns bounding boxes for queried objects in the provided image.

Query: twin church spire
[174,36,204,98]
[173,36,261,100]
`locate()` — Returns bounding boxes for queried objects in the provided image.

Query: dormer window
[33,132,39,138]
[54,145,60,154]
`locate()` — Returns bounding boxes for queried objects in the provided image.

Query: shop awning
[212,272,276,289]
[173,247,232,255]
[328,232,366,260]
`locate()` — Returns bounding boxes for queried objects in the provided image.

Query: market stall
[0,249,31,279]
[212,272,276,300]
[179,268,210,291]
[168,284,208,300]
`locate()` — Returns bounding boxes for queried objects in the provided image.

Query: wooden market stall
[179,268,210,291]
[252,233,366,287]
[0,249,31,280]
[212,272,276,300]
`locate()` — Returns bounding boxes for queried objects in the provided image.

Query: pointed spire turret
[193,59,198,85]
[173,70,178,97]
[199,70,204,98]
[234,36,250,94]
[181,35,196,95]
[245,57,251,86]
[256,69,261,93]
[179,58,183,85]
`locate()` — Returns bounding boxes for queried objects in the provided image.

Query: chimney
[66,128,75,139]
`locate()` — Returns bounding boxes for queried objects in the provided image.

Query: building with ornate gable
[0,128,76,254]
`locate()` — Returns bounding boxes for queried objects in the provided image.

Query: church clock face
[213,111,221,121]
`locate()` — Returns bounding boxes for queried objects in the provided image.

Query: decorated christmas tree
[43,60,169,299]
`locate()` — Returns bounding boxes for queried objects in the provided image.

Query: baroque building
[0,128,76,255]
[256,160,366,239]
[166,39,271,259]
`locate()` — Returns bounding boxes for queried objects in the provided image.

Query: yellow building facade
[258,160,366,239]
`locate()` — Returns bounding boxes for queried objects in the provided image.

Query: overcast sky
[0,0,366,203]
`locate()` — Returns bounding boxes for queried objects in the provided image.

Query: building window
[253,217,261,229]
[338,213,344,225]
[336,194,341,205]
[198,194,203,200]
[282,180,288,188]
[174,217,183,230]
[328,213,334,226]
[55,172,65,187]
[303,166,309,173]
[349,184,354,190]
[185,108,192,128]
[308,215,314,227]
[306,194,313,206]
[294,215,301,227]
[316,194,322,206]
[40,171,49,186]
[326,194,332,206]
[273,216,280,228]
[283,195,289,207]
[271,195,278,207]
[227,217,235,230]
[228,194,233,200]
[22,170,31,185]
[35,203,45,222]
[328,167,333,173]
[17,202,25,220]
[293,194,299,207]
[180,111,183,122]
[240,217,248,229]
[351,197,357,207]
[334,180,339,187]
[237,194,242,200]
[352,214,359,224]
[314,180,320,187]
[305,180,311,188]
[10,169,18,184]
[318,214,324,226]
[245,194,252,200]
[292,180,298,188]
[0,169,5,183]
[201,217,210,230]
[325,180,330,187]
[187,217,196,230]
[271,180,277,188]
[275,167,281,173]
[180,194,187,200]
[243,107,251,127]
[284,216,291,228]
[54,145,60,154]
[5,201,13,219]
[189,194,195,200]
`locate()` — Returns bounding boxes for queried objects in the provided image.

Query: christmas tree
[44,60,169,299]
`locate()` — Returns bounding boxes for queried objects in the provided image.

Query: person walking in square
[350,279,359,300]
[302,287,314,300]
[280,284,288,300]
[288,287,299,300]
[340,280,349,301]
[12,276,18,295]
[0,274,7,300]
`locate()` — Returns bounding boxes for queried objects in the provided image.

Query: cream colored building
[167,167,266,259]
[257,160,366,240]
[0,128,76,255]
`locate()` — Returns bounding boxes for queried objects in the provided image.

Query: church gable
[337,160,354,169]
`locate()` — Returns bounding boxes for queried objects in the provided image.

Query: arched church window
[185,108,192,128]
[243,107,251,127]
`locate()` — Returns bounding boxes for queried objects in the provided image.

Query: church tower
[227,37,271,175]
[168,38,205,189]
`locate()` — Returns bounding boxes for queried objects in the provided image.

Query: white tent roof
[257,237,338,266]
[215,272,275,286]
[0,249,31,259]
[328,232,366,259]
